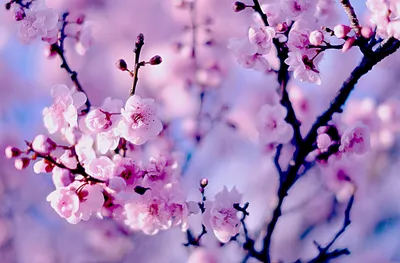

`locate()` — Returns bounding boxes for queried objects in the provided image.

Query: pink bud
[309,30,324,46]
[200,178,208,188]
[233,1,247,12]
[14,10,25,21]
[334,24,352,39]
[14,158,30,170]
[342,37,356,53]
[5,146,21,159]
[361,26,374,39]
[76,14,85,25]
[32,134,57,155]
[317,133,332,152]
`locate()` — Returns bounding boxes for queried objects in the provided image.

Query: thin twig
[52,12,91,114]
[306,195,354,263]
[130,33,145,96]
[339,0,360,36]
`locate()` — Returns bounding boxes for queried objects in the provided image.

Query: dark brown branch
[339,0,360,36]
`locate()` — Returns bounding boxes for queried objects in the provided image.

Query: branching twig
[306,195,354,263]
[52,12,91,114]
[130,33,145,96]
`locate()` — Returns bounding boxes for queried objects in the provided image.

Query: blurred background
[1,0,400,262]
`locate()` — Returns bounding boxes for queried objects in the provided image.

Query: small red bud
[5,146,21,159]
[200,178,208,188]
[149,55,162,65]
[76,14,85,25]
[233,1,247,12]
[116,59,128,71]
[14,158,30,170]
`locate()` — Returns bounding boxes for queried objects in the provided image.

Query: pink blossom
[118,95,163,145]
[59,150,78,169]
[114,157,144,185]
[309,30,324,46]
[124,183,188,235]
[282,0,315,20]
[42,85,87,134]
[248,26,275,54]
[47,184,105,224]
[76,24,94,55]
[144,156,175,184]
[17,5,58,44]
[340,124,371,155]
[46,188,80,220]
[51,167,74,189]
[387,20,400,39]
[85,156,116,181]
[202,186,242,243]
[75,135,96,164]
[257,104,294,144]
[228,37,270,71]
[285,51,322,85]
[85,109,113,132]
[317,133,332,152]
[31,134,56,155]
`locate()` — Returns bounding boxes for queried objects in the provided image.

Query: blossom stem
[52,12,91,114]
[130,33,145,96]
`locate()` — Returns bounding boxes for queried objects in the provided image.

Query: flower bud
[200,178,208,188]
[116,59,128,71]
[309,30,324,46]
[342,36,356,53]
[76,14,85,25]
[361,26,374,39]
[276,22,288,32]
[334,24,352,39]
[233,1,247,12]
[15,158,30,170]
[135,33,144,47]
[149,55,162,65]
[5,2,11,10]
[32,134,57,155]
[14,10,25,21]
[5,146,21,159]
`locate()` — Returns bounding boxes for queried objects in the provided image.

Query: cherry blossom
[85,156,116,181]
[202,186,242,243]
[118,95,163,145]
[42,84,87,134]
[124,183,189,235]
[248,26,275,54]
[285,51,322,85]
[257,103,294,145]
[340,123,371,155]
[17,3,58,44]
[47,183,105,224]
